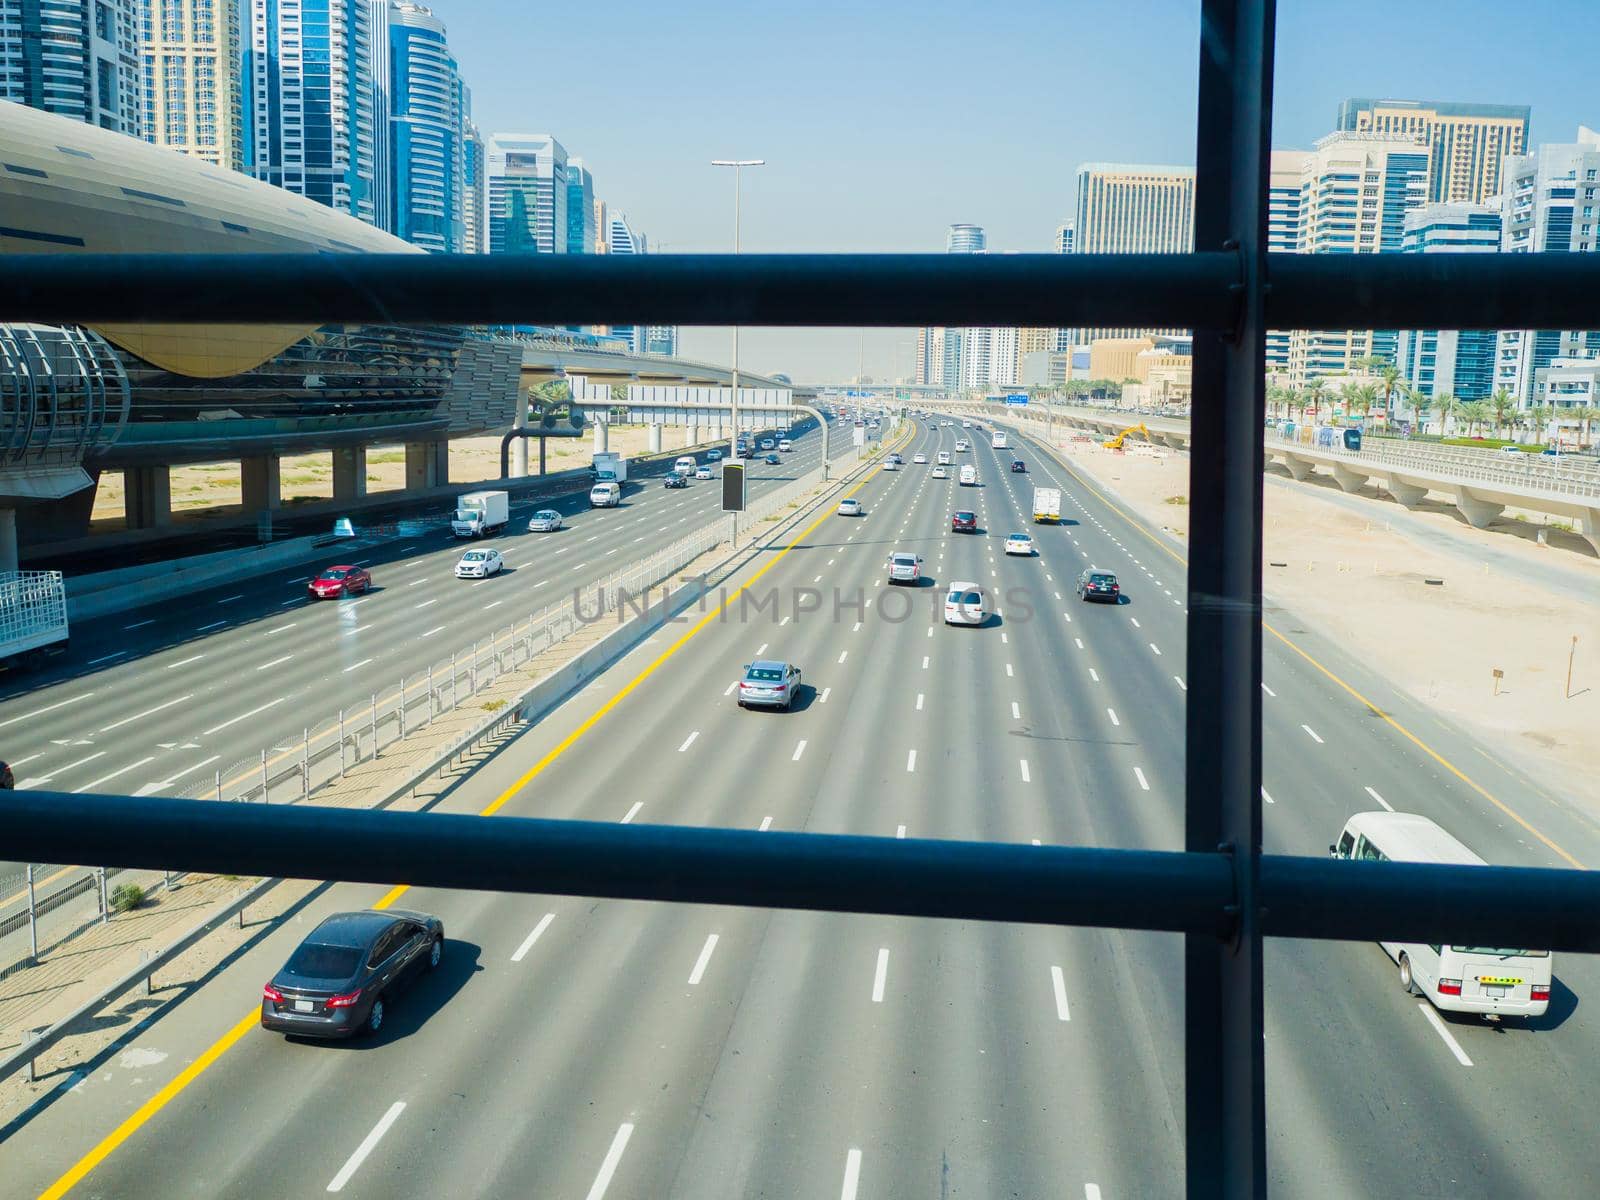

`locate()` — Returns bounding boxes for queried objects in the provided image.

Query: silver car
[737,660,803,710]
[527,509,563,532]
[885,551,923,585]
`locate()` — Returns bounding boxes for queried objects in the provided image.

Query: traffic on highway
[2,414,1594,1198]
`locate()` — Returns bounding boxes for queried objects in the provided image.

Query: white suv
[943,581,989,626]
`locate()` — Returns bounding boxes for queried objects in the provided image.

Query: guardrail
[1268,429,1600,499]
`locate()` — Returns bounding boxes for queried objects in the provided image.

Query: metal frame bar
[3,3,1596,1195]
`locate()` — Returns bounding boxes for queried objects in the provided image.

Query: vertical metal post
[370,692,378,754]
[98,866,108,922]
[339,708,346,777]
[215,768,223,802]
[451,651,458,708]
[26,863,37,962]
[399,677,407,738]
[471,641,478,694]
[427,664,434,723]
[259,749,268,803]
[301,727,309,799]
[1185,2,1272,1198]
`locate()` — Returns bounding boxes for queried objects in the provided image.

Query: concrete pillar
[592,420,609,453]
[1383,475,1429,508]
[1580,507,1600,556]
[332,446,367,501]
[648,423,663,454]
[1454,485,1504,529]
[685,420,698,449]
[1331,464,1370,494]
[0,508,17,574]
[1280,455,1314,481]
[511,436,529,478]
[405,439,449,490]
[124,465,172,529]
[241,455,281,511]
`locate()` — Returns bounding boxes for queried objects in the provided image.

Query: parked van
[1331,811,1552,1019]
[589,481,622,508]
[674,456,698,477]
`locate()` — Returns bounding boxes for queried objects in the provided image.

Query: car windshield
[283,942,364,979]
[746,667,784,682]
[319,569,348,580]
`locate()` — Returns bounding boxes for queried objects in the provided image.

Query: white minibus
[1331,811,1551,1018]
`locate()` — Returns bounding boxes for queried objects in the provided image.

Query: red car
[307,565,371,600]
[952,511,978,533]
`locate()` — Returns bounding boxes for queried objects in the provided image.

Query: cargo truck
[591,452,629,484]
[1032,487,1062,524]
[0,571,69,670]
[451,490,510,538]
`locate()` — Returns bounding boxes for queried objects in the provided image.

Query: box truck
[451,490,510,538]
[1032,487,1062,524]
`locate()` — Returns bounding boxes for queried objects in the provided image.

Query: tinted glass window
[747,668,784,682]
[285,942,363,978]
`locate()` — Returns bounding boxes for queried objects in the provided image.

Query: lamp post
[712,159,764,547]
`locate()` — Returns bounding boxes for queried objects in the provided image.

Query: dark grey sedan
[261,909,443,1039]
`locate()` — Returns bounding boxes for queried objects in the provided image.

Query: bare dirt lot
[1057,437,1599,804]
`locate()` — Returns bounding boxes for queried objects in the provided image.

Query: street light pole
[712,158,764,549]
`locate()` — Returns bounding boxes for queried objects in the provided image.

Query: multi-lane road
[4,417,1598,1197]
[0,417,847,906]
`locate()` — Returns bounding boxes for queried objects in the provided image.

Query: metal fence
[7,4,1600,1197]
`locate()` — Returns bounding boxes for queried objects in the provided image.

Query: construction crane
[1102,422,1149,450]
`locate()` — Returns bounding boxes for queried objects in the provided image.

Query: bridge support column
[1277,455,1313,481]
[592,420,609,453]
[1383,475,1429,508]
[1330,463,1369,493]
[685,420,698,449]
[648,423,663,454]
[241,455,281,511]
[0,508,17,574]
[332,446,367,501]
[1453,486,1504,529]
[511,436,528,478]
[405,439,448,490]
[1580,507,1600,556]
[124,465,173,529]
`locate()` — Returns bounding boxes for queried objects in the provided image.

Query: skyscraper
[486,132,568,254]
[138,0,244,170]
[461,117,484,253]
[368,0,393,232]
[1396,202,1501,406]
[1491,127,1600,406]
[1073,163,1195,342]
[604,211,643,350]
[1264,149,1309,376]
[1335,97,1529,205]
[946,223,986,253]
[566,158,595,255]
[388,1,465,251]
[1283,133,1429,384]
[246,0,379,224]
[1054,221,1074,254]
[1,0,141,134]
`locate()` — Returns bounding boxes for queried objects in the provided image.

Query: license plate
[1485,985,1508,999]
[293,999,314,1013]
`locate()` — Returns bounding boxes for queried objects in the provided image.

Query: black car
[0,760,12,789]
[1076,569,1121,603]
[663,472,688,488]
[261,909,443,1039]
[1011,459,1026,473]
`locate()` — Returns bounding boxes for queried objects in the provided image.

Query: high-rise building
[1264,149,1309,376]
[1396,202,1502,406]
[642,326,677,355]
[460,116,484,253]
[1072,163,1194,342]
[915,327,944,386]
[603,210,643,349]
[566,157,595,255]
[1283,133,1429,384]
[1491,127,1600,406]
[2,0,141,134]
[1054,220,1074,254]
[368,0,392,231]
[246,0,379,224]
[486,132,568,254]
[592,197,608,252]
[946,223,986,253]
[1335,97,1530,205]
[138,0,244,170]
[387,1,465,251]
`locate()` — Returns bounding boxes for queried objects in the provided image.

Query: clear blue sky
[443,0,1597,380]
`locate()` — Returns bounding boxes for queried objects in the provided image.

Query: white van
[589,481,622,508]
[674,456,698,477]
[943,581,988,626]
[1331,811,1552,1018]
[937,451,952,466]
[778,439,793,452]
[959,465,977,486]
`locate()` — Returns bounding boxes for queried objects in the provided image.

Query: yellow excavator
[1102,422,1149,450]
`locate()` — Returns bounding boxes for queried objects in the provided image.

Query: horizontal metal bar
[5,251,1600,331]
[7,793,1600,951]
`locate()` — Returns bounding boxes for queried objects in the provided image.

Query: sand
[1048,434,1599,805]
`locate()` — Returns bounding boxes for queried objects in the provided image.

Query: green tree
[1303,378,1326,421]
[1460,400,1489,436]
[1376,360,1401,421]
[1435,391,1459,436]
[1489,387,1515,439]
[1407,386,1433,436]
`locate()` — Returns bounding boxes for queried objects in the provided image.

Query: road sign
[721,462,746,512]
[852,426,866,447]
[1004,393,1029,406]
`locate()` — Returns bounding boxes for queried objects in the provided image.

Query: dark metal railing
[2,2,1593,1196]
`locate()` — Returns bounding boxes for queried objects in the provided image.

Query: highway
[0,417,850,908]
[4,417,1598,1197]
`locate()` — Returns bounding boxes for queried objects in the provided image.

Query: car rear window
[893,555,916,565]
[1092,574,1117,584]
[955,512,974,520]
[1451,947,1550,958]
[285,942,364,978]
[747,667,784,682]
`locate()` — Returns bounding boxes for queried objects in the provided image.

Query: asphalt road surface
[3,417,1596,1198]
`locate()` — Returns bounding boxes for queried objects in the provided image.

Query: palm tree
[1436,392,1459,436]
[1408,387,1433,436]
[1461,400,1489,437]
[1580,404,1598,451]
[1303,378,1326,422]
[1489,387,1515,440]
[1377,361,1401,422]
[1528,402,1551,445]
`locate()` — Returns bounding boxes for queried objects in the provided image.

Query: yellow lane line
[34,422,913,1200]
[1022,419,1586,871]
[0,865,76,911]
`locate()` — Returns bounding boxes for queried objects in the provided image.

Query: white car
[955,440,970,452]
[778,439,793,452]
[527,509,563,532]
[883,459,898,471]
[912,453,928,464]
[455,548,504,578]
[932,466,948,479]
[1004,533,1035,556]
[943,581,989,626]
[838,498,863,517]
[694,465,714,480]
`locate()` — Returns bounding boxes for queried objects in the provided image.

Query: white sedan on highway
[695,465,714,480]
[455,548,505,578]
[527,509,563,533]
[1004,533,1035,556]
[912,453,928,464]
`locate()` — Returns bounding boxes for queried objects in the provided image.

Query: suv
[951,510,977,533]
[1076,569,1121,602]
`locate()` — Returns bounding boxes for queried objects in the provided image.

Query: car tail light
[1531,984,1550,1001]
[1437,978,1462,996]
[263,983,284,1003]
[327,990,362,1009]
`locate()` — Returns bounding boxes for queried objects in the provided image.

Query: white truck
[1032,486,1062,524]
[0,571,69,670]
[592,452,629,484]
[451,490,510,538]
